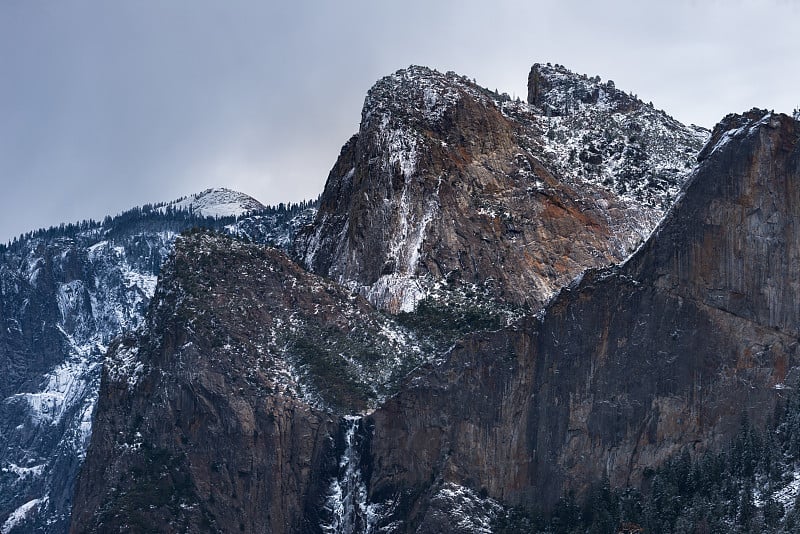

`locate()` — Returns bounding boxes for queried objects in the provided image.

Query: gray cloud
[1,0,798,242]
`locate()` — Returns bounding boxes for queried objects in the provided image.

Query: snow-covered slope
[0,230,173,532]
[0,191,315,533]
[527,62,709,227]
[168,187,266,218]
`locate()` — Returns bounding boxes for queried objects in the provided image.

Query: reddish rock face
[364,112,800,523]
[296,65,706,313]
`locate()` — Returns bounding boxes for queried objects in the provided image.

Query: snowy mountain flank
[0,190,315,533]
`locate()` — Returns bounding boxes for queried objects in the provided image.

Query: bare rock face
[656,109,800,335]
[362,111,800,526]
[68,235,333,532]
[69,231,449,533]
[296,66,707,313]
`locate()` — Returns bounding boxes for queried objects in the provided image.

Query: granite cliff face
[69,235,335,533]
[296,65,706,313]
[69,232,451,533]
[361,110,800,526]
[69,62,800,534]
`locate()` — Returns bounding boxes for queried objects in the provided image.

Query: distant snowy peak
[168,188,265,218]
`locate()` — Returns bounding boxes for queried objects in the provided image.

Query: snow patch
[106,342,145,390]
[429,483,501,534]
[1,497,47,534]
[122,269,158,299]
[363,274,425,313]
[2,463,46,480]
[769,466,800,511]
[56,280,90,334]
[168,188,265,218]
[7,356,100,427]
[382,125,419,181]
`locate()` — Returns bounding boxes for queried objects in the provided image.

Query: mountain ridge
[8,60,800,533]
[296,63,708,315]
[69,107,800,533]
[68,62,739,534]
[0,189,316,533]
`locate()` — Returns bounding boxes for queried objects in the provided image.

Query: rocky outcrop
[69,235,333,533]
[527,63,709,211]
[362,111,800,526]
[0,193,314,534]
[69,232,446,533]
[296,65,707,313]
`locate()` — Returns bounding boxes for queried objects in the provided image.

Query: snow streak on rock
[1,497,47,534]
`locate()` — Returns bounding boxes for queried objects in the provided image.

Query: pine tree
[737,483,756,528]
[762,495,784,529]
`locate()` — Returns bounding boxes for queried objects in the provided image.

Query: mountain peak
[168,188,265,218]
[362,65,494,130]
[526,62,709,215]
[298,62,708,315]
[528,62,636,115]
[697,107,774,162]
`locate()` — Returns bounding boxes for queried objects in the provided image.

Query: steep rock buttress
[296,65,707,313]
[361,111,800,527]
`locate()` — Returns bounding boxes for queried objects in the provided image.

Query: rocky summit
[296,65,707,314]
[4,61,800,533]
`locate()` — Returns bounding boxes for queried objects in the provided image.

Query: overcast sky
[1,0,798,242]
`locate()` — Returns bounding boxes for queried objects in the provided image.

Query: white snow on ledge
[6,356,99,427]
[2,463,46,480]
[1,497,47,534]
[361,274,426,313]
